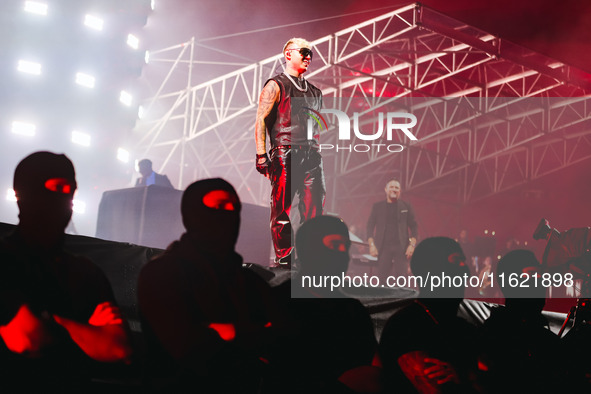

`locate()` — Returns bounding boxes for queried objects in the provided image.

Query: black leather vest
[265,73,322,149]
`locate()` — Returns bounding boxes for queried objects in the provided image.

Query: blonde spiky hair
[282,37,311,55]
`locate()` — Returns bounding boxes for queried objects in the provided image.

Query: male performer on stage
[366,179,418,281]
[254,37,325,268]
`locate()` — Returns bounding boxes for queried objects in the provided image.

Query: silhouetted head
[181,178,241,251]
[497,249,545,302]
[13,151,77,243]
[410,236,468,298]
[295,215,351,277]
[138,159,153,178]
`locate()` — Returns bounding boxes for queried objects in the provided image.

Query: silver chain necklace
[283,72,308,92]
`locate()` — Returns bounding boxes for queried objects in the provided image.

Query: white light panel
[120,91,133,106]
[117,148,130,163]
[24,1,48,15]
[11,121,36,137]
[71,130,91,147]
[17,60,42,75]
[6,189,17,202]
[84,14,104,31]
[76,72,95,88]
[127,34,139,49]
[73,199,86,214]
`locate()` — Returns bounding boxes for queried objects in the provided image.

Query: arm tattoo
[254,82,279,154]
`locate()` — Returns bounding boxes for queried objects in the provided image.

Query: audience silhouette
[379,237,479,393]
[476,249,571,392]
[264,215,380,393]
[0,151,133,391]
[3,160,586,392]
[137,178,277,393]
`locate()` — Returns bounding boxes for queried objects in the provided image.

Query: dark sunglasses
[288,47,313,60]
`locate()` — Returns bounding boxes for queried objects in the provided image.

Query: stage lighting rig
[2,0,153,236]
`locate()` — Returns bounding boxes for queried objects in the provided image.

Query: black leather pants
[269,146,325,263]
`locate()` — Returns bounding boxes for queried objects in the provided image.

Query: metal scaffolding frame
[132,3,591,232]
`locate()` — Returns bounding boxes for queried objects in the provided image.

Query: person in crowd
[378,237,479,393]
[265,215,381,393]
[477,249,576,392]
[138,178,277,393]
[0,151,133,391]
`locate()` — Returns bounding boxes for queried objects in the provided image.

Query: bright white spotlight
[73,199,86,214]
[144,50,150,64]
[76,72,95,88]
[119,91,133,106]
[117,148,130,163]
[71,130,91,147]
[11,121,36,137]
[6,189,17,202]
[138,105,145,119]
[127,34,139,50]
[84,14,104,31]
[151,0,155,11]
[24,1,48,15]
[17,60,42,75]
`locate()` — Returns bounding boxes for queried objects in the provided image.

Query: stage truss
[132,3,591,235]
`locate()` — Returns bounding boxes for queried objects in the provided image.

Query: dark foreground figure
[478,249,582,392]
[138,178,277,393]
[265,215,380,393]
[379,237,479,393]
[0,151,132,392]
